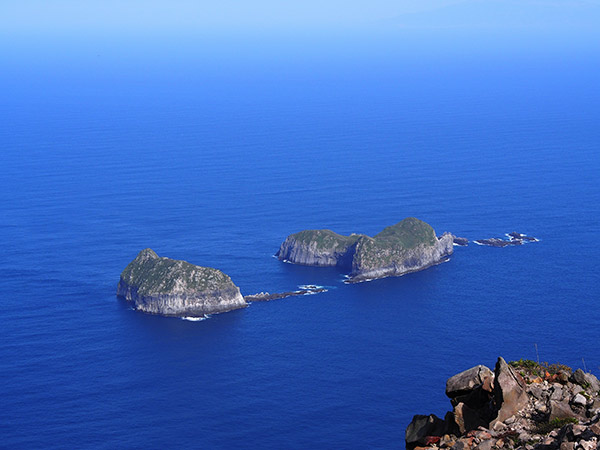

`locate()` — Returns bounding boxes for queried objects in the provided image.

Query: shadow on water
[277,258,350,287]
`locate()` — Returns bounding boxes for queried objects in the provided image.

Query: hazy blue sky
[2,0,599,76]
[2,0,600,35]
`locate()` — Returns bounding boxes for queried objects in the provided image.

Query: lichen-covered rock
[117,249,247,317]
[276,218,454,282]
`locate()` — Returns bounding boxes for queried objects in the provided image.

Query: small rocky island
[406,357,600,449]
[244,285,327,302]
[117,249,247,317]
[276,217,456,282]
[475,233,539,248]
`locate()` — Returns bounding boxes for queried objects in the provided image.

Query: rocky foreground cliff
[117,249,247,316]
[406,357,600,450]
[276,217,455,282]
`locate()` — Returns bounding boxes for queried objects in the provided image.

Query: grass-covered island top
[276,217,455,282]
[120,248,234,295]
[117,249,246,317]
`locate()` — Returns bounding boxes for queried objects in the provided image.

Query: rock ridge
[244,285,328,302]
[406,357,600,450]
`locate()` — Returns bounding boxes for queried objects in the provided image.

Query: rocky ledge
[452,237,469,247]
[244,285,327,302]
[276,217,457,283]
[117,249,247,317]
[406,357,600,450]
[475,233,539,248]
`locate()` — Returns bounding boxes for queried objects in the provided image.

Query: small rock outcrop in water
[276,217,456,283]
[406,357,600,449]
[117,249,247,317]
[244,285,327,302]
[475,232,538,248]
[452,236,469,247]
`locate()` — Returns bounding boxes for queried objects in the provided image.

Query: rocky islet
[117,248,248,317]
[117,219,538,317]
[117,250,329,317]
[276,217,457,282]
[244,286,328,302]
[475,233,539,248]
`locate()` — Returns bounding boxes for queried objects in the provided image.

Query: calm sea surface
[1,38,599,448]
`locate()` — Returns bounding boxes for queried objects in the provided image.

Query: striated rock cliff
[275,229,363,266]
[276,218,454,282]
[406,357,600,450]
[117,248,247,317]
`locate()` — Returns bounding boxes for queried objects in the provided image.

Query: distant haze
[2,0,599,35]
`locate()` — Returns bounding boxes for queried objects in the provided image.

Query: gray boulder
[491,357,530,425]
[572,394,587,407]
[572,369,600,393]
[446,365,494,398]
[550,400,580,421]
[551,385,564,402]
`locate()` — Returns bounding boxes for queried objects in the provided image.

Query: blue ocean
[1,32,599,449]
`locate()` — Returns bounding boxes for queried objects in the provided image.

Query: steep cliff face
[117,249,247,316]
[349,230,453,282]
[276,218,454,282]
[275,229,362,267]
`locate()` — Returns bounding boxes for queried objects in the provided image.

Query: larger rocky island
[276,217,455,282]
[117,249,247,317]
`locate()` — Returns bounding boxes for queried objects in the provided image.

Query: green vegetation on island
[373,217,438,248]
[289,229,362,251]
[117,249,246,317]
[119,248,233,295]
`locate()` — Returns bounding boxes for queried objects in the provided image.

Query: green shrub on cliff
[291,229,361,251]
[535,417,578,434]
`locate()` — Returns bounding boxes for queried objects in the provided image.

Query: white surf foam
[181,316,208,322]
